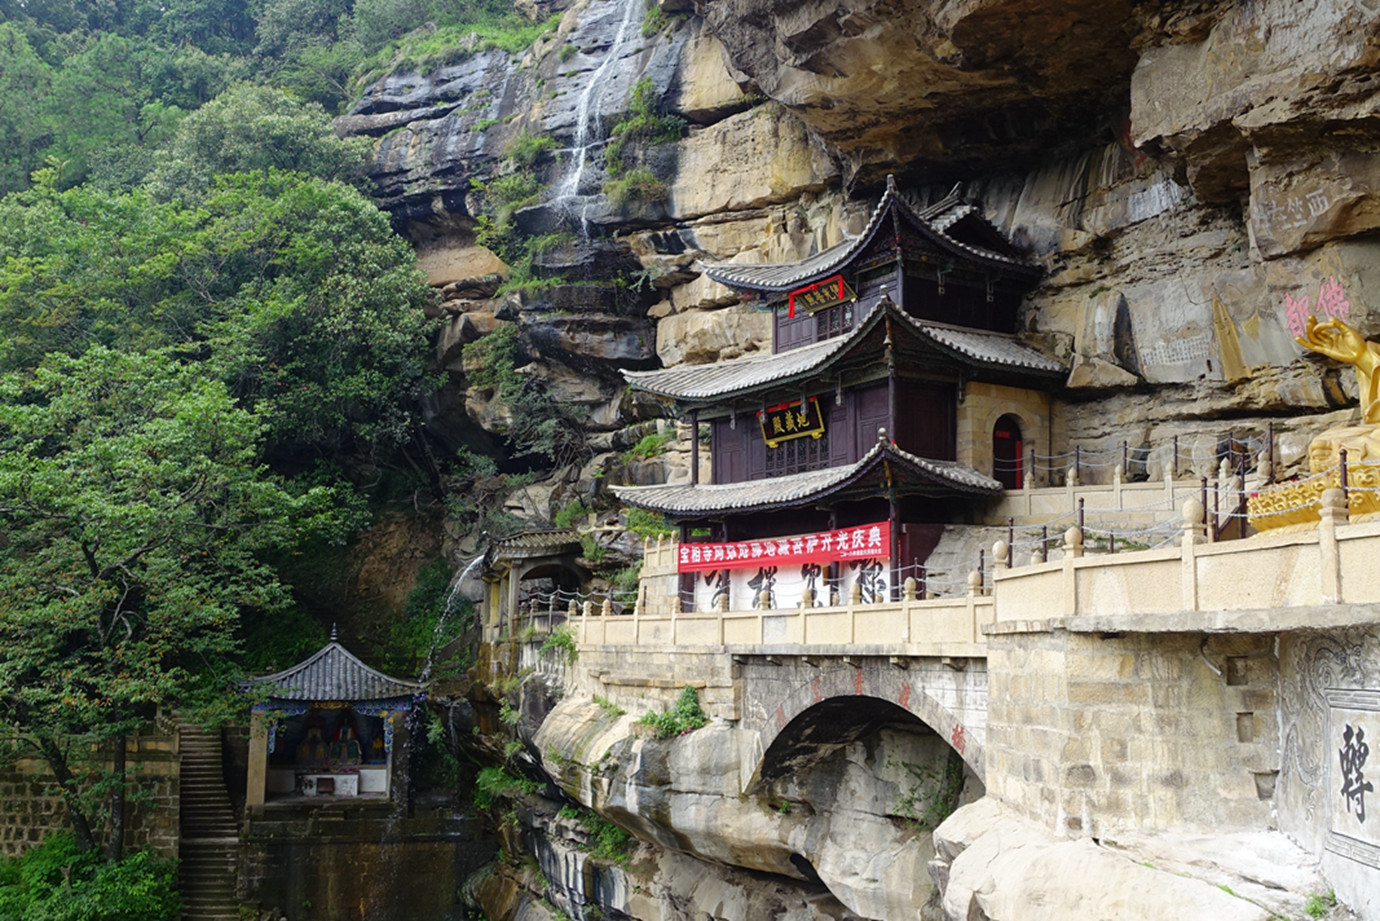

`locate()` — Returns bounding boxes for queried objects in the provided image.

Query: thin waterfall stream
[551,0,646,233]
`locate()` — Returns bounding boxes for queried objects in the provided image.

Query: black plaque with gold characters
[787,274,855,317]
[758,396,826,448]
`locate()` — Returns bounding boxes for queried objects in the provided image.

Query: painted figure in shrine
[329,716,363,766]
[296,719,328,767]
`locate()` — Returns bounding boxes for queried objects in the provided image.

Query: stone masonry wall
[956,382,1058,487]
[983,625,1278,839]
[0,736,180,858]
[574,645,740,721]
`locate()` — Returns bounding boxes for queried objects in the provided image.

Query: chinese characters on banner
[677,521,891,573]
[1284,275,1351,338]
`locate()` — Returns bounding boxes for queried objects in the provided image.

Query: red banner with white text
[677,521,891,573]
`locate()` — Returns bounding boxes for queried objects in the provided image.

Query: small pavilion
[480,528,589,641]
[244,629,424,808]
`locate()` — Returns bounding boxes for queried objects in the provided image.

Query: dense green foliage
[0,0,583,866]
[0,0,469,861]
[636,686,709,739]
[0,169,435,461]
[0,0,563,191]
[147,83,374,199]
[0,832,179,921]
[0,347,349,851]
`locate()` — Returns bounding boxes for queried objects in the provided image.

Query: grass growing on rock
[637,686,708,739]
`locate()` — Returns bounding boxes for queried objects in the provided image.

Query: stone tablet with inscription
[1326,689,1380,867]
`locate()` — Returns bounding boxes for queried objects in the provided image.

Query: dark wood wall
[771,268,901,353]
[710,379,955,484]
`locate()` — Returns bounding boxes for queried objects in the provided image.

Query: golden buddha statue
[1296,315,1380,470]
[1249,314,1380,530]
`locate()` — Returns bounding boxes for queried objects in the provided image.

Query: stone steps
[178,725,239,921]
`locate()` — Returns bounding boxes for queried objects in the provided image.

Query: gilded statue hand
[1297,315,1369,364]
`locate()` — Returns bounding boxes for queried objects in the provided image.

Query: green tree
[0,346,343,857]
[0,171,436,462]
[41,33,187,189]
[252,0,361,109]
[146,83,373,200]
[0,24,55,192]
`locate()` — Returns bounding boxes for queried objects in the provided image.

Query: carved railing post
[1064,526,1084,559]
[1319,487,1348,604]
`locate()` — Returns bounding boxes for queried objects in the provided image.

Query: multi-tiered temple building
[615,179,1066,610]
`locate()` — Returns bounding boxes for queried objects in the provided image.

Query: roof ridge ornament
[330,622,338,642]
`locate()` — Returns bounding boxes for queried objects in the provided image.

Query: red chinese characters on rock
[677,522,892,573]
[1284,275,1352,338]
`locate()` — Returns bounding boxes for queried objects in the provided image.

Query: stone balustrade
[574,587,993,656]
[570,486,1380,657]
[985,470,1233,527]
[993,490,1380,629]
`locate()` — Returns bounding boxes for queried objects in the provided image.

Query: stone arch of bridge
[747,663,983,790]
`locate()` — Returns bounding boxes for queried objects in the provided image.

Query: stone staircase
[178,725,239,921]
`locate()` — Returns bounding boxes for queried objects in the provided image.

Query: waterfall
[418,554,483,685]
[551,0,646,231]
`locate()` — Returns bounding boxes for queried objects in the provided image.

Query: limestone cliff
[342,0,1380,500]
[338,0,1380,917]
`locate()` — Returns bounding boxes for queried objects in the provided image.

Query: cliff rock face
[343,0,1380,490]
[343,0,1380,915]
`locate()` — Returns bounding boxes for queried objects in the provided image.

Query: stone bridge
[567,503,1380,794]
[570,590,996,787]
[548,505,1380,915]
[733,650,989,785]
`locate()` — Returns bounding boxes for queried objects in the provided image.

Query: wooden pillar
[690,410,700,486]
[889,496,900,602]
[678,522,694,611]
[246,710,268,809]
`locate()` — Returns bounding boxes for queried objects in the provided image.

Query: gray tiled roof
[624,335,847,401]
[483,527,585,573]
[623,298,1063,404]
[249,641,422,702]
[917,322,1066,374]
[491,528,582,553]
[611,440,1001,516]
[700,179,1036,293]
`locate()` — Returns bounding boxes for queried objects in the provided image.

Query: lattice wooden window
[815,302,854,341]
[764,430,831,476]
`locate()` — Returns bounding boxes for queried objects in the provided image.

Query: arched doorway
[993,415,1023,489]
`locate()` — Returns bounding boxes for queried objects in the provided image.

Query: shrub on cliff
[637,686,709,739]
[0,833,179,921]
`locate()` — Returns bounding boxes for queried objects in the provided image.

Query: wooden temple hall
[615,177,1066,610]
[244,628,423,807]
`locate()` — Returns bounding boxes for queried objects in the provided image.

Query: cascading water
[551,0,646,233]
[418,553,484,684]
